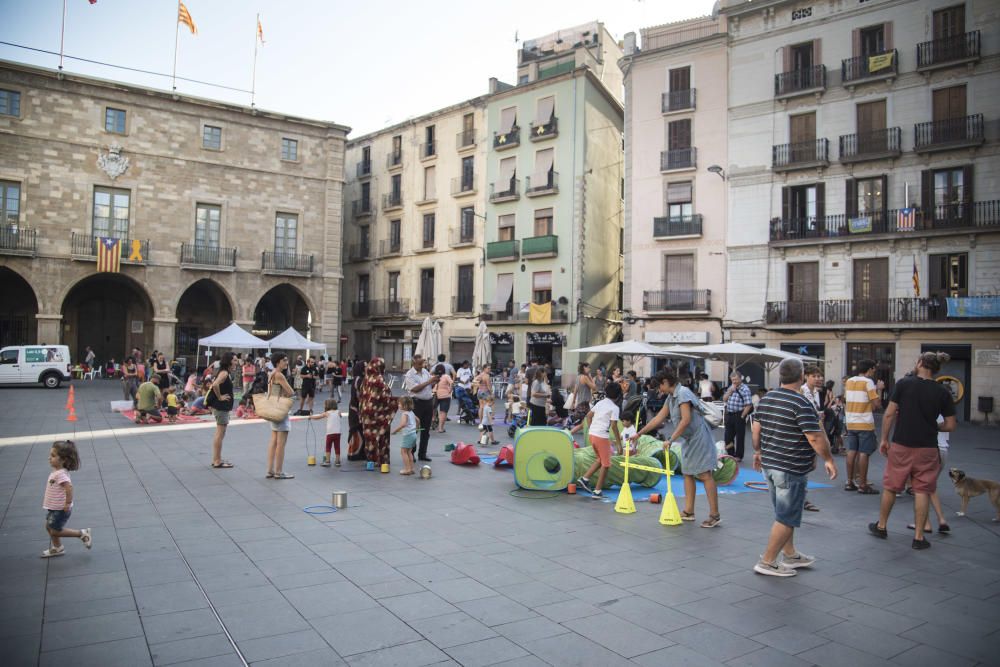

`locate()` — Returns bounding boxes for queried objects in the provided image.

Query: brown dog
[949,469,1000,521]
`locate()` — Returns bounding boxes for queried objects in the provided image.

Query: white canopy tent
[266,327,327,353]
[195,322,270,371]
[673,343,790,371]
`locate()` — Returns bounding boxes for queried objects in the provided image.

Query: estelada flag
[178,2,197,35]
[912,258,921,297]
[97,237,121,273]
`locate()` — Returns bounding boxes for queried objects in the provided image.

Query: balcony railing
[493,126,520,150]
[839,127,902,162]
[486,239,519,261]
[653,215,703,238]
[420,141,436,159]
[370,299,410,318]
[768,200,1000,242]
[382,192,403,211]
[449,226,476,247]
[451,296,475,314]
[261,251,313,274]
[917,30,981,70]
[457,128,476,150]
[451,176,476,196]
[379,238,401,257]
[347,244,372,262]
[841,49,898,83]
[529,117,558,141]
[772,139,829,171]
[0,226,37,256]
[521,234,558,258]
[386,150,402,169]
[525,171,558,196]
[774,65,826,97]
[480,302,570,322]
[662,88,696,113]
[351,301,371,318]
[489,179,520,203]
[914,114,985,153]
[480,302,515,321]
[356,160,372,178]
[71,233,149,263]
[351,198,372,219]
[179,243,236,269]
[766,296,1000,325]
[643,289,711,312]
[660,147,697,171]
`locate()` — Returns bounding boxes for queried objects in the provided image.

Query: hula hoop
[744,481,769,490]
[508,488,561,499]
[302,505,338,515]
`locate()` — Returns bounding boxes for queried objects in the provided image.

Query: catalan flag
[898,207,916,231]
[96,237,121,273]
[912,258,921,297]
[178,2,197,35]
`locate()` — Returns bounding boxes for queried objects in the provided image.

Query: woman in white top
[698,373,715,401]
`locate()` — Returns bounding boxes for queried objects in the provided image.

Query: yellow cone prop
[614,435,636,514]
[618,452,682,526]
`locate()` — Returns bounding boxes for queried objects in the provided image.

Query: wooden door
[933,85,966,120]
[669,66,690,92]
[853,258,888,322]
[788,262,819,322]
[790,113,816,161]
[933,5,964,39]
[856,100,887,152]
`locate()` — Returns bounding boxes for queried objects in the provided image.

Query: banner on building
[848,216,872,234]
[868,51,894,72]
[947,296,1000,318]
[527,332,562,345]
[897,208,916,231]
[96,237,121,273]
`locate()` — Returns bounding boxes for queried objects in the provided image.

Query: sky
[0,0,718,136]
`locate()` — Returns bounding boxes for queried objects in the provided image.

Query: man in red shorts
[868,352,956,549]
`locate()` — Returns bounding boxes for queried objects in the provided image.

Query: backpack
[698,400,724,428]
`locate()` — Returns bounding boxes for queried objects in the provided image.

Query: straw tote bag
[253,382,293,422]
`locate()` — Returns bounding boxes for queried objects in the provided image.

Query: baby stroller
[455,386,479,425]
[507,410,528,438]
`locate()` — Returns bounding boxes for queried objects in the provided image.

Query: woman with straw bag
[259,353,296,479]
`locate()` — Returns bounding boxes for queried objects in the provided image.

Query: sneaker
[754,557,796,577]
[41,546,65,558]
[781,551,815,569]
[320,456,331,467]
[868,522,888,539]
[591,489,603,498]
[274,472,295,479]
[80,528,93,550]
[334,459,341,467]
[912,538,931,550]
[576,477,594,494]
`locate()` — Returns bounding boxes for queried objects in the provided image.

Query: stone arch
[252,282,316,340]
[60,272,155,363]
[0,266,39,347]
[174,278,236,359]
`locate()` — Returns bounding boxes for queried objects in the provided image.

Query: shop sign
[527,332,562,345]
[644,331,708,344]
[489,332,514,345]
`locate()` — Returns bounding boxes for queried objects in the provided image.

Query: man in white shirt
[404,354,436,461]
[456,361,473,390]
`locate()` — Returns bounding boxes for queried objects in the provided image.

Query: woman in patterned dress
[357,357,397,467]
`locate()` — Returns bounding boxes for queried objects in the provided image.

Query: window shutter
[812,39,821,67]
[667,182,692,203]
[781,46,790,72]
[535,97,555,124]
[920,169,933,215]
[665,255,694,292]
[883,22,893,50]
[815,182,825,225]
[852,29,861,57]
[962,165,973,203]
[781,186,791,221]
[845,179,858,218]
[500,107,516,133]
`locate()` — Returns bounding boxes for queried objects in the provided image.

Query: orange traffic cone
[66,385,75,410]
[66,405,78,422]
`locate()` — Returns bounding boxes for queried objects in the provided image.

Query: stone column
[36,314,62,346]
[153,318,177,358]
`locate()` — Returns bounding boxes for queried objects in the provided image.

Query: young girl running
[392,396,417,475]
[42,440,92,557]
[309,399,343,467]
[570,382,622,498]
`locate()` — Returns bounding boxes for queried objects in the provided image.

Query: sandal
[211,461,234,469]
[803,501,820,512]
[701,514,722,528]
[273,472,295,479]
[938,523,951,533]
[844,482,859,492]
[680,511,696,522]
[857,485,879,495]
[266,471,274,479]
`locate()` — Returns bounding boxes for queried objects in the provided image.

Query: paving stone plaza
[1,381,998,667]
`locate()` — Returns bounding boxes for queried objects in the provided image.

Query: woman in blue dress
[631,368,722,527]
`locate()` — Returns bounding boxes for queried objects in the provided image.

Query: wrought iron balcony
[451,176,476,197]
[521,234,558,258]
[351,301,371,318]
[449,225,477,248]
[480,302,515,321]
[382,192,403,211]
[653,215,703,238]
[346,243,372,262]
[766,296,1000,326]
[525,171,558,196]
[489,178,520,203]
[378,238,401,257]
[914,114,985,153]
[772,139,829,171]
[662,89,696,113]
[457,128,476,150]
[370,299,410,318]
[179,242,235,269]
[493,126,520,150]
[451,295,475,314]
[71,233,149,264]
[841,49,898,84]
[420,141,436,160]
[643,289,711,313]
[486,239,519,261]
[529,117,558,141]
[479,301,570,322]
[355,159,371,178]
[660,147,697,171]
[0,226,37,256]
[386,150,402,169]
[838,127,902,162]
[774,65,826,98]
[917,30,981,70]
[261,251,313,274]
[351,198,372,219]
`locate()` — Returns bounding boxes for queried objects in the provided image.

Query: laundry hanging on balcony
[529,302,552,324]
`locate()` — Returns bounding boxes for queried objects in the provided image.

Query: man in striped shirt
[844,360,884,494]
[751,358,837,577]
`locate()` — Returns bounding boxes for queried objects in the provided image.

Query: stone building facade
[0,61,348,366]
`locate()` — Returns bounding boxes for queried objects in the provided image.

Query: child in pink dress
[42,440,92,557]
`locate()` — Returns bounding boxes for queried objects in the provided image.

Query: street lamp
[707,165,726,180]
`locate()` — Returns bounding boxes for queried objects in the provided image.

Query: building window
[856,177,884,216]
[391,173,402,199]
[420,268,435,313]
[422,213,435,248]
[195,204,221,248]
[0,89,20,117]
[532,271,552,305]
[423,166,436,201]
[1,181,20,225]
[281,137,298,161]
[105,107,126,134]
[532,148,555,188]
[424,125,436,157]
[533,208,553,237]
[93,186,130,238]
[391,135,402,163]
[456,265,474,312]
[664,254,695,306]
[666,182,692,221]
[202,125,222,150]
[461,156,474,190]
[388,272,400,302]
[498,213,515,242]
[360,225,370,257]
[460,207,475,242]
[358,274,369,304]
[389,219,401,251]
[929,253,967,298]
[275,212,298,255]
[360,181,371,207]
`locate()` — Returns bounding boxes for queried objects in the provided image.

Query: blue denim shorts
[46,509,71,531]
[845,430,877,455]
[401,433,417,450]
[764,468,808,528]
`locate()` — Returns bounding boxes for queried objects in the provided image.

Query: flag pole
[250,13,259,107]
[171,0,181,90]
[58,0,67,71]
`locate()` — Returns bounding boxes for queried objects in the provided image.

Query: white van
[0,345,73,388]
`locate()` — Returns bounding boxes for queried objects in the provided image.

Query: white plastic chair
[84,367,98,380]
